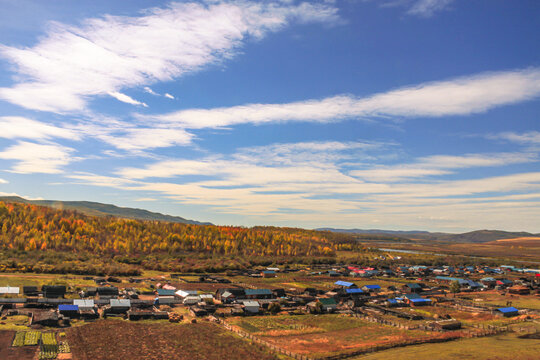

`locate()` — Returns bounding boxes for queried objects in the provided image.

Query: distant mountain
[0,196,211,225]
[316,228,539,243]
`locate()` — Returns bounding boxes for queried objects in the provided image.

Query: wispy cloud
[0,0,340,113]
[0,141,75,174]
[407,0,455,17]
[0,116,79,140]
[108,92,148,107]
[351,152,537,182]
[145,68,540,129]
[164,93,175,100]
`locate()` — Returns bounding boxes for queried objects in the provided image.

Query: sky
[0,0,539,233]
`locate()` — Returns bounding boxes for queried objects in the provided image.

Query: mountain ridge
[316,228,540,243]
[0,196,212,225]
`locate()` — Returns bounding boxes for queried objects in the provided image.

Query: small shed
[0,286,20,295]
[58,304,79,317]
[432,319,462,330]
[244,289,273,299]
[495,307,519,317]
[345,288,364,297]
[334,281,355,288]
[42,285,66,298]
[183,295,201,305]
[402,283,422,293]
[262,270,276,278]
[319,298,337,312]
[108,299,131,313]
[23,286,39,296]
[176,290,198,299]
[157,289,176,297]
[242,300,260,314]
[361,284,381,293]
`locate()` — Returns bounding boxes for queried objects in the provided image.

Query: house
[495,307,519,317]
[318,298,337,312]
[23,286,38,296]
[496,279,514,288]
[58,304,79,318]
[404,293,431,306]
[508,286,530,295]
[73,299,96,317]
[334,281,356,288]
[42,286,66,298]
[345,288,364,297]
[480,277,497,288]
[244,289,273,299]
[261,270,276,278]
[107,299,131,314]
[176,290,198,299]
[0,286,20,295]
[157,289,176,297]
[183,295,201,305]
[432,319,462,330]
[215,288,245,302]
[361,285,381,293]
[97,287,119,297]
[32,311,65,327]
[242,300,260,314]
[401,283,423,293]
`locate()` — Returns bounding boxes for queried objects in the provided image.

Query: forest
[0,201,363,275]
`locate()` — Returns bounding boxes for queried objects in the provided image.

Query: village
[1,261,539,359]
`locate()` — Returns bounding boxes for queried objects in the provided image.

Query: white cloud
[164,93,175,100]
[0,1,339,112]
[0,116,79,140]
[147,68,540,129]
[491,131,540,145]
[143,87,159,96]
[407,0,454,17]
[98,128,193,151]
[351,152,537,182]
[0,141,75,174]
[108,91,148,107]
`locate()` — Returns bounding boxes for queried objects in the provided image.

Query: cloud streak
[0,0,340,112]
[146,68,540,129]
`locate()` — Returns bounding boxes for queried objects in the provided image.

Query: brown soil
[66,319,278,360]
[0,330,38,360]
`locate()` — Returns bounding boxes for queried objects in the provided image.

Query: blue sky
[0,0,539,232]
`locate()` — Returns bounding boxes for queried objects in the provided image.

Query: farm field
[66,319,280,360]
[457,292,540,310]
[408,305,512,326]
[355,332,540,360]
[0,330,37,360]
[228,314,463,358]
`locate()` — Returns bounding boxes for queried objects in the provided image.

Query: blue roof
[410,298,431,303]
[58,304,78,311]
[157,289,176,296]
[334,281,354,287]
[364,284,381,289]
[387,299,398,304]
[346,288,363,294]
[497,307,518,313]
[245,289,272,296]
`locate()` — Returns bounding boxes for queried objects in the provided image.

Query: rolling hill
[0,196,211,225]
[317,228,540,243]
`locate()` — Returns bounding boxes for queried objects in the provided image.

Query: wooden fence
[218,315,509,360]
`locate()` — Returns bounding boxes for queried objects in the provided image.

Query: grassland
[457,292,540,310]
[354,332,540,360]
[228,314,463,358]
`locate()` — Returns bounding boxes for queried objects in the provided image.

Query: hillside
[0,196,211,225]
[0,200,361,275]
[318,228,539,243]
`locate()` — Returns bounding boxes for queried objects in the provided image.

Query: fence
[218,315,509,360]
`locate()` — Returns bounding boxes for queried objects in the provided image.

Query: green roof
[318,298,337,305]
